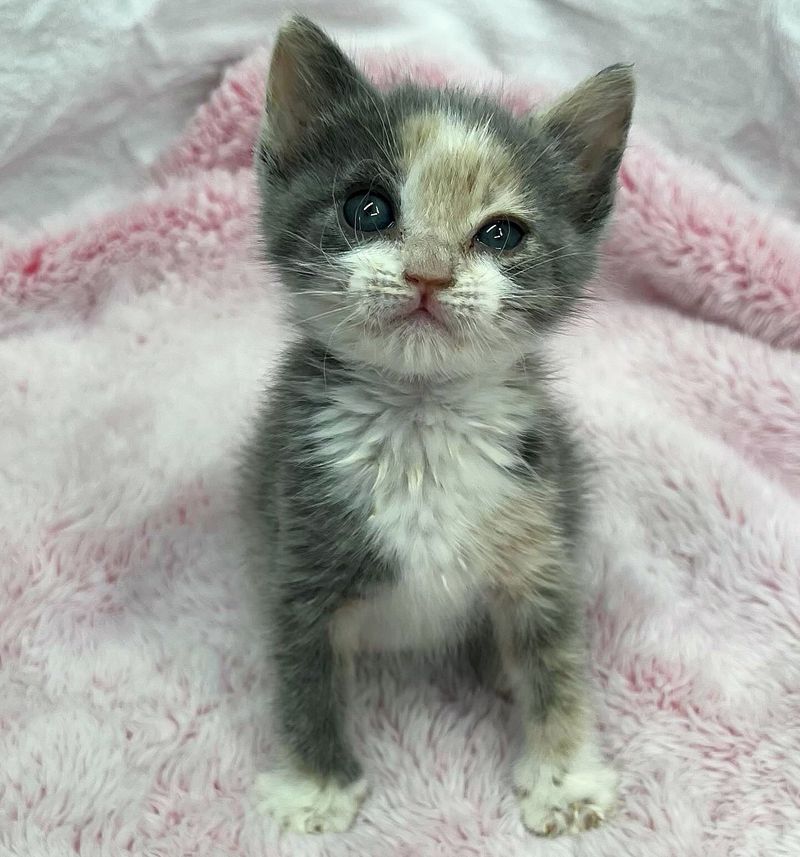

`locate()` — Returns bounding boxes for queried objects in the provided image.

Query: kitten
[240,15,633,837]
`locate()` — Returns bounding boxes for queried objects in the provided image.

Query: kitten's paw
[254,769,368,834]
[513,748,617,837]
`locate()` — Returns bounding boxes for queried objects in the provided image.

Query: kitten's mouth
[409,306,441,322]
[395,295,449,330]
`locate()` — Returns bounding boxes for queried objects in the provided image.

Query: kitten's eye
[342,190,395,233]
[474,218,525,252]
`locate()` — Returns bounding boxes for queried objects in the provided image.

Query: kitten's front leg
[491,593,617,836]
[254,594,367,833]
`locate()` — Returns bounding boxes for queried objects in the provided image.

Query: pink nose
[404,270,453,291]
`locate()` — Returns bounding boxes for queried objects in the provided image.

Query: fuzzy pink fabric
[2,51,799,857]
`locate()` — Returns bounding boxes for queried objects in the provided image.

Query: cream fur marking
[399,113,533,241]
[479,490,569,599]
[255,769,369,834]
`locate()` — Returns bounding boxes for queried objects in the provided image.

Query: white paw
[254,768,368,834]
[514,743,617,837]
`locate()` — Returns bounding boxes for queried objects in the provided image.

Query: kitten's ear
[265,16,370,157]
[537,64,635,231]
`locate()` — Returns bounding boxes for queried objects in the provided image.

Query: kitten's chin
[327,324,531,380]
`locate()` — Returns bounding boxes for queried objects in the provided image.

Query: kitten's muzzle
[400,270,454,326]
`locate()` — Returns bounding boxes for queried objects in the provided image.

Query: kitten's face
[258,18,633,378]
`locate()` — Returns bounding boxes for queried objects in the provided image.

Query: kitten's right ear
[264,16,369,158]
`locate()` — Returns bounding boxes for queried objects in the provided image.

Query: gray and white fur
[240,16,633,837]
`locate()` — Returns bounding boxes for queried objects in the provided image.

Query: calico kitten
[240,15,633,837]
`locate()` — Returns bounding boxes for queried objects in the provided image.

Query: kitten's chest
[314,375,531,646]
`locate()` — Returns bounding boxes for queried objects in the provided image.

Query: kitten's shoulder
[514,360,589,548]
[255,338,349,430]
[238,339,330,509]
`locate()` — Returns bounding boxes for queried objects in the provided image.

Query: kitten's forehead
[398,112,528,237]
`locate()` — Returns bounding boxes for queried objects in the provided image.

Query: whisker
[298,305,352,325]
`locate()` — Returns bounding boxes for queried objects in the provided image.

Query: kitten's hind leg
[254,591,367,834]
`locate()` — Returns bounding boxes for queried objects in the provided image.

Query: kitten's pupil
[343,191,395,233]
[475,219,524,252]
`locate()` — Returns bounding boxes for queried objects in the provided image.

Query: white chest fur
[314,369,534,652]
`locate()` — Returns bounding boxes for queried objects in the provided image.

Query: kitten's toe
[255,769,368,834]
[519,794,609,837]
[514,748,617,836]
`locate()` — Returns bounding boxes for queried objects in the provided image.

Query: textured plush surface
[2,52,799,857]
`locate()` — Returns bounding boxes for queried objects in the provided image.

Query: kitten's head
[257,16,634,378]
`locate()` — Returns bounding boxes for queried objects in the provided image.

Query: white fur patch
[254,768,368,834]
[319,367,535,652]
[513,736,618,836]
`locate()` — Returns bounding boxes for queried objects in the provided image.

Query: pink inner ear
[266,38,293,105]
[261,17,371,158]
[541,69,634,176]
[576,104,632,176]
[264,37,312,151]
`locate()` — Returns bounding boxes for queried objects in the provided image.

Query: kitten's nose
[403,270,453,291]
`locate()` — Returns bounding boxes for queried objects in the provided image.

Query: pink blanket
[3,51,799,856]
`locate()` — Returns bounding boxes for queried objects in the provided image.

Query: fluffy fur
[240,17,634,836]
[1,43,799,857]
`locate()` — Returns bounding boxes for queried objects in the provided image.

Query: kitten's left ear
[264,16,372,159]
[537,64,635,232]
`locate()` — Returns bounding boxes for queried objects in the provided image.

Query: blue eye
[342,190,395,233]
[474,218,525,252]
